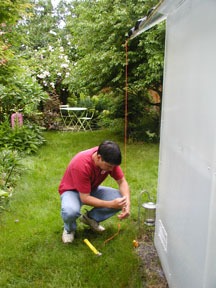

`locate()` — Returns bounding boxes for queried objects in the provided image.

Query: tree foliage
[65,0,149,94]
[0,0,48,120]
[17,0,74,104]
[0,0,31,65]
[64,0,165,140]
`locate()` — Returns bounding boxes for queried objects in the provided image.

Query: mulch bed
[135,227,169,288]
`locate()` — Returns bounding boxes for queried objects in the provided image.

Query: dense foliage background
[0,0,165,139]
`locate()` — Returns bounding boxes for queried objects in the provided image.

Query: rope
[124,39,129,175]
[103,223,121,245]
[102,44,128,246]
[103,43,128,245]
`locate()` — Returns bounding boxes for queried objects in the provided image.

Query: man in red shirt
[59,140,130,243]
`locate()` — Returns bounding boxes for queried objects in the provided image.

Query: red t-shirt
[58,147,124,195]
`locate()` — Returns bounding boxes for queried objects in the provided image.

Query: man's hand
[111,196,127,209]
[116,177,130,219]
[117,200,130,220]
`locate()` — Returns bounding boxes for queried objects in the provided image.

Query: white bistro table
[60,107,87,130]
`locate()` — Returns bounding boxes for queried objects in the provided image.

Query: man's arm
[79,192,127,209]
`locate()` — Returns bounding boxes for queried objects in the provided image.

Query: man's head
[97,140,122,167]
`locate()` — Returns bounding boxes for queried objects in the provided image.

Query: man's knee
[61,206,80,221]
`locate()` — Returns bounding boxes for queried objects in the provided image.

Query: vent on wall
[158,219,168,252]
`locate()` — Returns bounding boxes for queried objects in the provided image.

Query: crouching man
[58,140,130,243]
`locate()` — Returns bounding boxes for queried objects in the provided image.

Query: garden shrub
[0,119,45,211]
[0,149,23,212]
[0,120,46,154]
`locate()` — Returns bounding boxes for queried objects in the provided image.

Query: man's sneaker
[62,229,75,244]
[80,213,105,232]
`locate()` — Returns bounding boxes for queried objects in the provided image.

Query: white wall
[154,0,216,287]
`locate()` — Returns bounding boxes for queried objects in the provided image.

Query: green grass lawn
[0,130,159,288]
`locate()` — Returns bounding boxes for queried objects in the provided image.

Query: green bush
[0,118,45,211]
[0,149,23,212]
[0,120,46,154]
[0,189,9,212]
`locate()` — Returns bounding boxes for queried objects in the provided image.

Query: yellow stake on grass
[84,239,102,256]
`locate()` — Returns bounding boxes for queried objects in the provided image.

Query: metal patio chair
[59,105,72,127]
[77,108,95,131]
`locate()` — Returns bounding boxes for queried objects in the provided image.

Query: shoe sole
[80,215,105,232]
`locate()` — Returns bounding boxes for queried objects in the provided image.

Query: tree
[17,0,75,104]
[64,0,165,141]
[0,0,48,120]
[0,0,30,65]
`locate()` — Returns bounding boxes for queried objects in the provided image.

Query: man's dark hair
[97,140,122,165]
